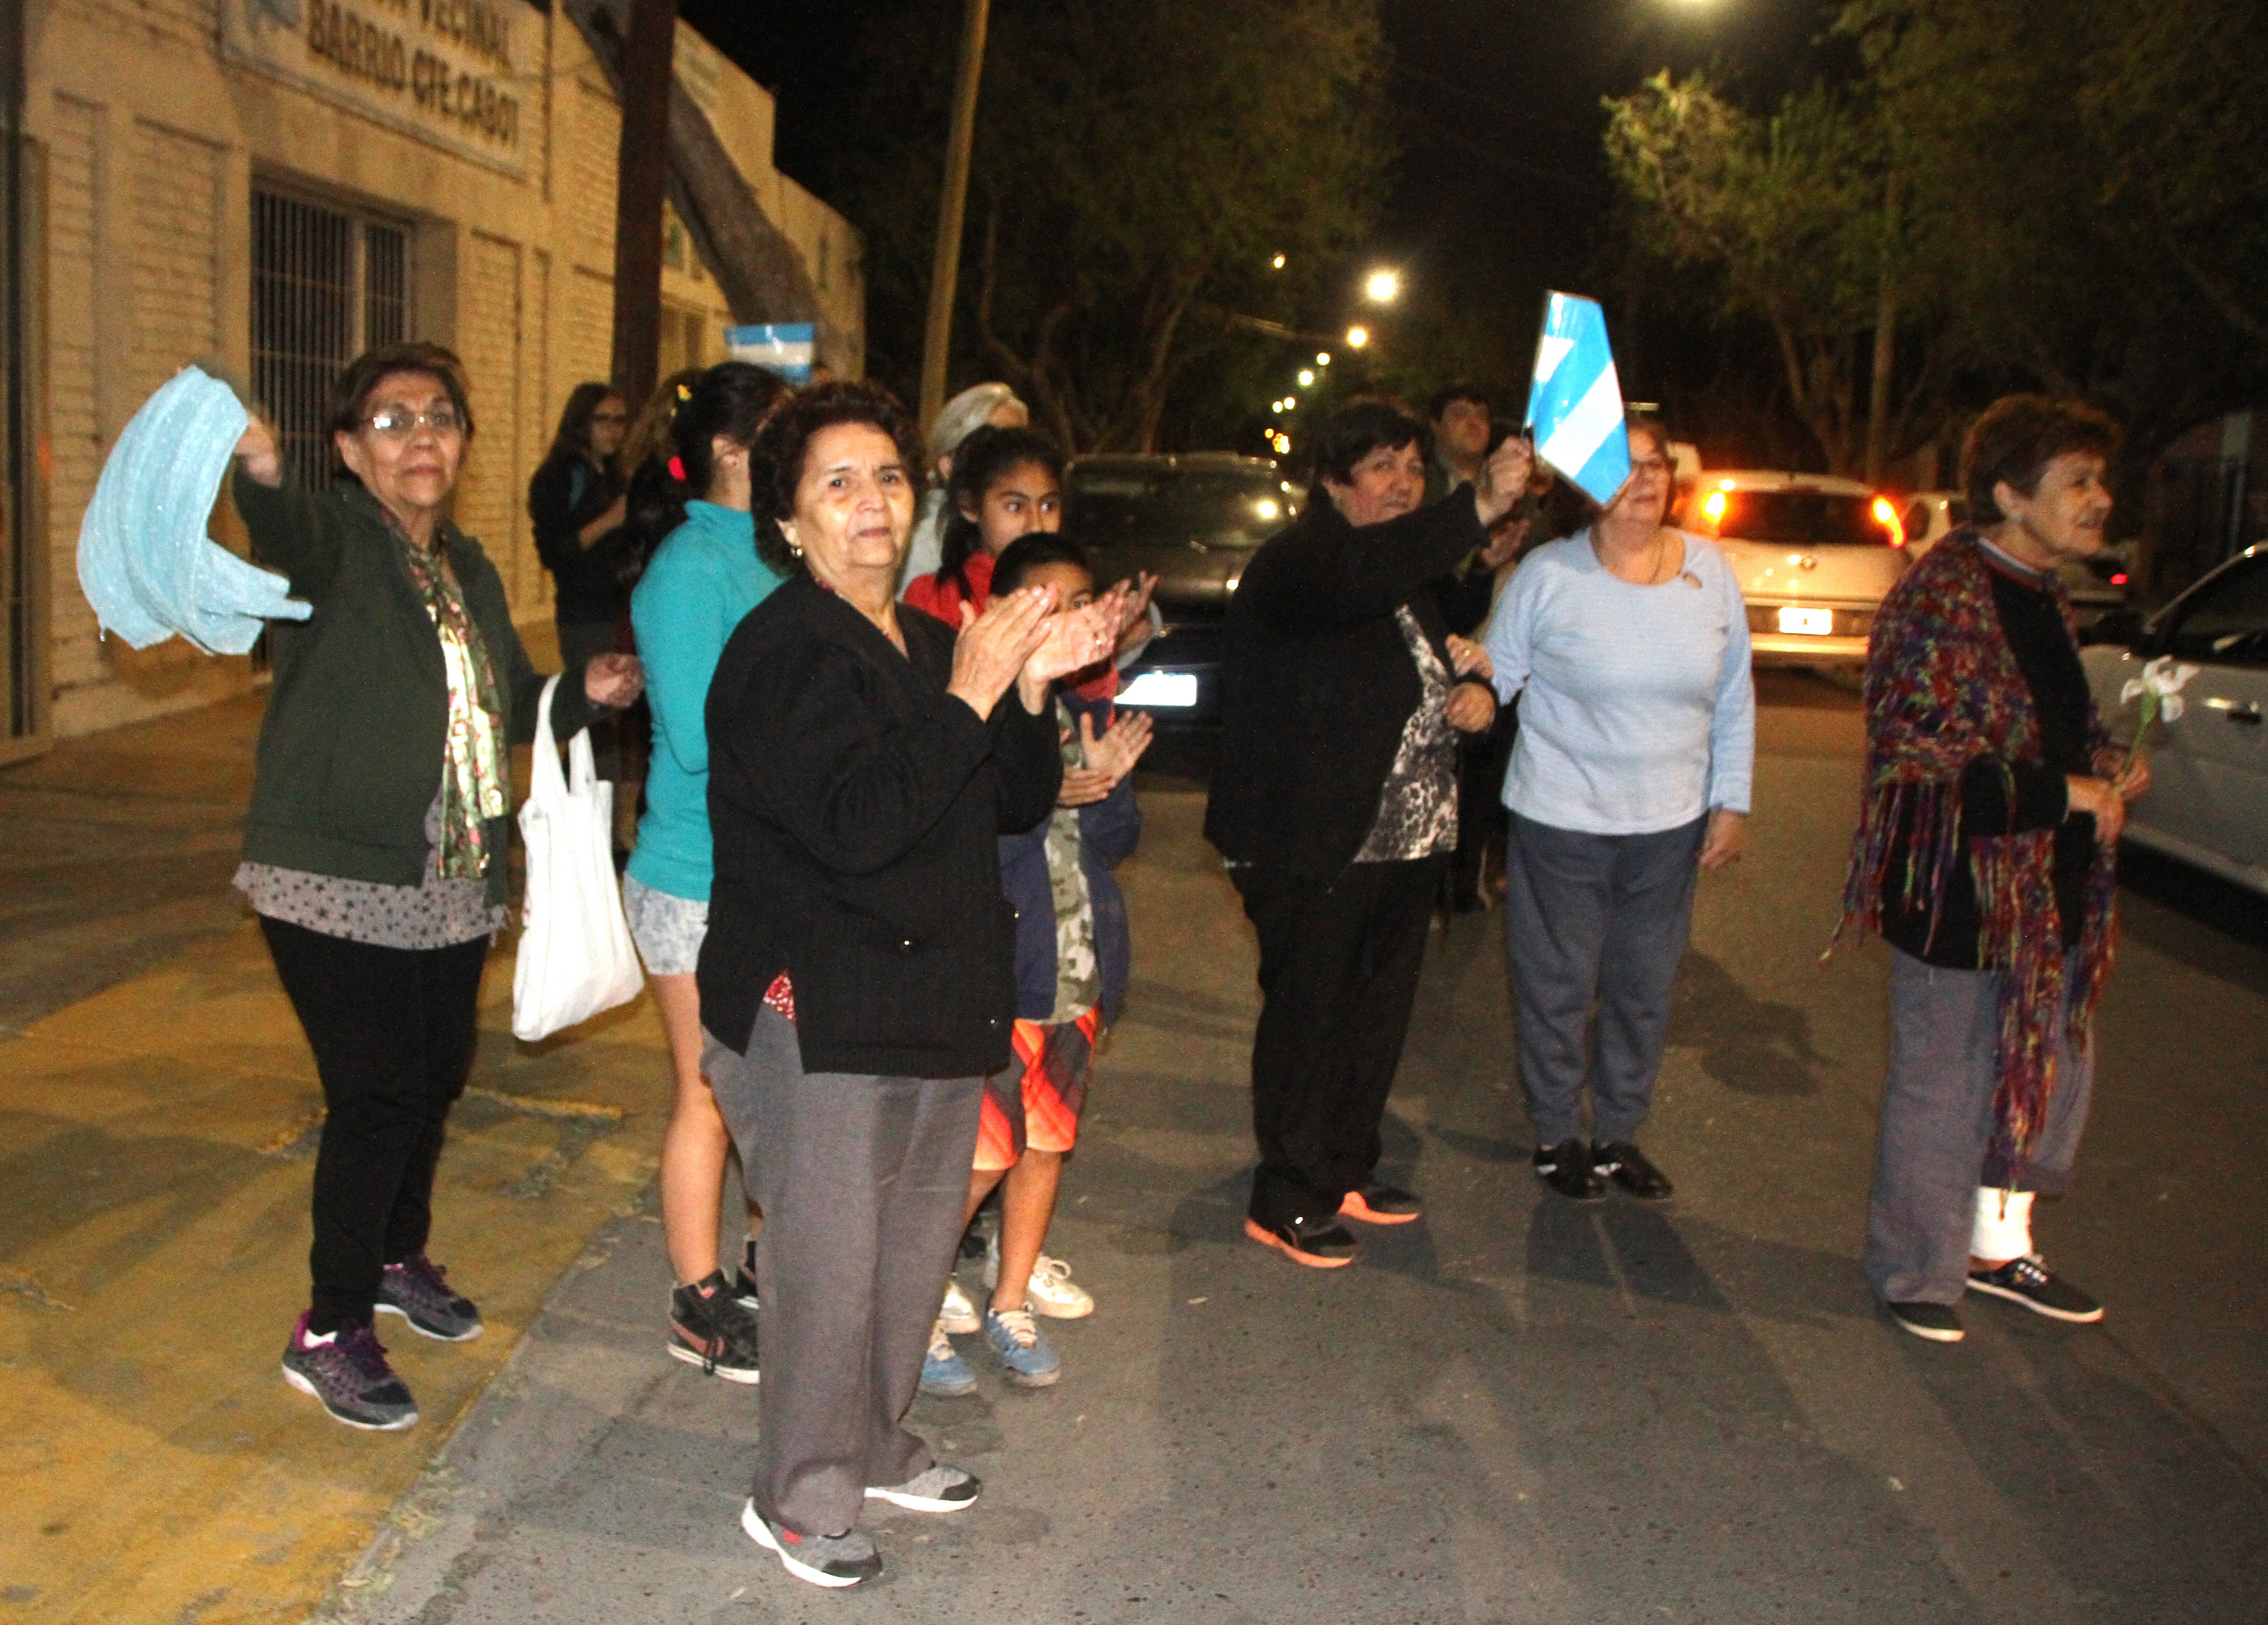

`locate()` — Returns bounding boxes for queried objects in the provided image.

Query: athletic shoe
[376,1254,483,1342]
[920,1319,976,1397]
[1243,1213,1361,1268]
[1967,1255,2104,1324]
[280,1313,419,1430]
[982,1306,1062,1387]
[1592,1141,1675,1201]
[1338,1182,1423,1225]
[866,1464,982,1511]
[733,1237,760,1311]
[1534,1138,1605,1202]
[666,1272,761,1383]
[939,1276,981,1335]
[1883,1300,1965,1343]
[983,1233,1095,1318]
[740,1500,881,1589]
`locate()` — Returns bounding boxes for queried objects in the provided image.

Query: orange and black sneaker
[1244,1213,1361,1268]
[668,1271,761,1383]
[1338,1182,1422,1226]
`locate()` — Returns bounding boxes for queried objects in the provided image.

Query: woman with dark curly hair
[697,381,1122,1588]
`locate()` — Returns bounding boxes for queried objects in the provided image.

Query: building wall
[28,0,863,737]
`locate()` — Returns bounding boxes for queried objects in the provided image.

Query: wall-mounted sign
[222,0,530,178]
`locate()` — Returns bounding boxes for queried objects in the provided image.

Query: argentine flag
[726,322,817,384]
[1524,292,1630,508]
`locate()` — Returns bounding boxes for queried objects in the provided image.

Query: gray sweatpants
[1504,811,1707,1147]
[1865,948,2096,1306]
[704,1010,982,1538]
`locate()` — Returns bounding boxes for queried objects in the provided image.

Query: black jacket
[698,578,1064,1075]
[233,471,592,908]
[529,455,628,624]
[1204,487,1491,876]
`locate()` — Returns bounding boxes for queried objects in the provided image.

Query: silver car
[1686,470,1908,667]
[2083,543,2268,896]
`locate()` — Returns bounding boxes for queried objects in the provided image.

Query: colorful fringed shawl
[1832,530,2119,1165]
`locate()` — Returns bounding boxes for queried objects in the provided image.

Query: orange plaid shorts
[972,1008,1099,1172]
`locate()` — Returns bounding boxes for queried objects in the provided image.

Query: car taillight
[1871,496,1905,548]
[2110,572,2129,586]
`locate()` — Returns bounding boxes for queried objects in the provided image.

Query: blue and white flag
[1524,292,1629,508]
[726,322,816,384]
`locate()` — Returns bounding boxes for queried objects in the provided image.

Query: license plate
[1118,670,1198,708]
[1777,607,1834,636]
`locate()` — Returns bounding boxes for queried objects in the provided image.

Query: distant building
[5,0,863,748]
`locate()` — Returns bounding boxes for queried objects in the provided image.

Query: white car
[1685,470,1908,667]
[2083,543,2268,895]
[1903,490,2133,624]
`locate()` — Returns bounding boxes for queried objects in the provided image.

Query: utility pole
[918,0,990,431]
[1864,169,1900,487]
[610,0,677,408]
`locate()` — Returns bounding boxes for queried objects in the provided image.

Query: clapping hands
[1058,709,1155,806]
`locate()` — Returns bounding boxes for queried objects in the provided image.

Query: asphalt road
[329,671,2268,1625]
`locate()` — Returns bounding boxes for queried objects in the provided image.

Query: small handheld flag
[1524,292,1630,508]
[726,323,817,384]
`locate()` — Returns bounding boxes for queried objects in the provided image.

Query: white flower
[2121,655,2199,721]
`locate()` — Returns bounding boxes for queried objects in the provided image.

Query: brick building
[2,0,863,753]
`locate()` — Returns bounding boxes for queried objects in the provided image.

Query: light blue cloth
[1482,529,1755,835]
[1524,291,1630,507]
[76,365,309,654]
[625,501,784,903]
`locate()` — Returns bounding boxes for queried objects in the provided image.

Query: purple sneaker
[377,1254,483,1342]
[280,1313,419,1430]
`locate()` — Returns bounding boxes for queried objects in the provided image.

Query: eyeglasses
[364,406,464,440]
[591,410,628,426]
[1629,457,1671,476]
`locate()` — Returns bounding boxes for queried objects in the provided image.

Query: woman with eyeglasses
[1480,414,1754,1205]
[229,342,644,1433]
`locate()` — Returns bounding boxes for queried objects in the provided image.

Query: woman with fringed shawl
[1836,396,2148,1345]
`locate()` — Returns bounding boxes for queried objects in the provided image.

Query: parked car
[1683,470,1908,667]
[1903,490,2133,625]
[2081,543,2268,896]
[1064,453,1299,724]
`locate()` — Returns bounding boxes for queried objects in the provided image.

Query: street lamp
[1363,268,1401,304]
[1271,253,1286,269]
[1298,369,1314,386]
[1345,325,1369,349]
[1316,351,1331,367]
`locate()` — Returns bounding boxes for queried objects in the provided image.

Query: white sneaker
[938,1275,980,1335]
[984,1235,1094,1319]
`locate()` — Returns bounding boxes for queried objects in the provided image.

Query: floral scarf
[392,516,509,880]
[1830,529,2119,1165]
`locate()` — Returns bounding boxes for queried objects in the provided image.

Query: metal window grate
[251,189,410,491]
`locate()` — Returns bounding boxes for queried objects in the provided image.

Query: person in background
[616,368,709,590]
[1207,398,1529,1269]
[624,362,791,1384]
[230,343,642,1432]
[919,534,1152,1398]
[900,382,1029,589]
[530,382,632,792]
[1837,395,2146,1345]
[1423,382,1493,504]
[699,381,1119,1588]
[903,424,1067,624]
[1482,415,1753,1206]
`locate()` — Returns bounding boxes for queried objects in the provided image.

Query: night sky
[681,0,1841,417]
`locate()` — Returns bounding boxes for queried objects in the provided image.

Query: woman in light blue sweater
[1482,417,1756,1205]
[624,363,788,1379]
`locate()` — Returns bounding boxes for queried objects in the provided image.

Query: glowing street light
[1363,268,1401,303]
[1298,369,1314,385]
[1283,395,1297,410]
[1271,399,1285,413]
[1271,252,1286,269]
[1345,325,1369,349]
[1316,351,1331,366]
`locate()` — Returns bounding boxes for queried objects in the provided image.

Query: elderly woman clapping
[696,381,1119,1590]
[230,342,641,1433]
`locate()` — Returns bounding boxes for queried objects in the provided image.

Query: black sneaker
[733,1237,761,1311]
[281,1313,420,1430]
[376,1254,483,1342]
[1534,1138,1605,1201]
[1592,1141,1674,1201]
[668,1272,761,1382]
[1243,1213,1362,1268]
[1967,1255,2104,1324]
[1883,1300,1965,1342]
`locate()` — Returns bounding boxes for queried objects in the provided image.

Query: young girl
[902,424,1066,623]
[624,362,790,1381]
[920,535,1154,1393]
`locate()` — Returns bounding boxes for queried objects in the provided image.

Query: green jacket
[234,470,593,907]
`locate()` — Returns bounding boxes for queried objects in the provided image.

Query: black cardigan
[528,455,628,624]
[1204,487,1492,877]
[698,578,1064,1075]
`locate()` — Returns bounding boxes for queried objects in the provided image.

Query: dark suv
[1064,453,1299,725]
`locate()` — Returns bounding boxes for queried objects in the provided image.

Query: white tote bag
[512,676,645,1041]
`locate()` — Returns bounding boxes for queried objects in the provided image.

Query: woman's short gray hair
[928,382,1025,470]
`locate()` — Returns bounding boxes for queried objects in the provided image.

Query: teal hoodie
[627,501,784,902]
